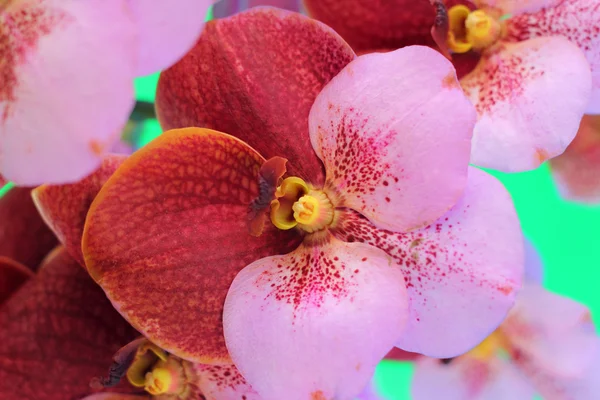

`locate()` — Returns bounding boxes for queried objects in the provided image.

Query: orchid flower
[213,0,302,18]
[0,0,212,186]
[305,0,599,173]
[72,9,523,400]
[550,115,600,204]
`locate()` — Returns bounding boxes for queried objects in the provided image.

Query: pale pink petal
[0,0,136,186]
[213,0,302,18]
[477,0,562,15]
[126,0,212,76]
[505,0,600,114]
[309,46,476,232]
[412,357,535,400]
[223,237,408,400]
[332,167,524,357]
[503,284,598,377]
[193,364,261,400]
[356,379,388,400]
[462,37,592,172]
[524,239,544,284]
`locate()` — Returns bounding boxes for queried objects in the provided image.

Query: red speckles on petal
[193,364,260,399]
[0,0,69,121]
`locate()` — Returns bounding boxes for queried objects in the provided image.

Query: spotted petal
[0,257,32,304]
[193,364,261,400]
[126,0,212,76]
[223,237,408,400]
[310,46,476,232]
[84,128,302,363]
[0,187,57,270]
[505,0,600,114]
[477,0,563,15]
[156,8,355,185]
[332,167,523,357]
[0,247,138,399]
[32,155,126,267]
[0,0,136,185]
[463,37,592,171]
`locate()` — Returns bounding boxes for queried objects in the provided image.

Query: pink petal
[0,0,136,185]
[356,379,387,400]
[193,364,261,400]
[524,238,544,284]
[505,0,600,113]
[309,46,476,232]
[412,357,535,400]
[477,0,563,15]
[213,0,302,18]
[126,0,212,76]
[332,167,523,357]
[223,237,408,399]
[463,37,592,172]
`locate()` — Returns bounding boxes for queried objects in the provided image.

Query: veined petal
[412,357,535,400]
[550,115,600,204]
[125,0,212,76]
[223,237,408,400]
[0,0,136,185]
[156,8,355,185]
[84,128,302,364]
[193,364,261,400]
[0,256,33,304]
[0,248,138,399]
[32,155,127,267]
[0,187,57,270]
[213,0,302,18]
[505,0,600,113]
[332,167,523,357]
[477,0,563,15]
[310,46,475,232]
[463,37,592,172]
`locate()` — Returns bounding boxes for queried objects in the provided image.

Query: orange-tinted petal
[156,8,355,185]
[0,247,138,399]
[32,155,127,267]
[83,128,302,364]
[0,256,32,304]
[0,187,57,270]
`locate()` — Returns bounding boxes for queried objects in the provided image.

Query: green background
[132,72,600,399]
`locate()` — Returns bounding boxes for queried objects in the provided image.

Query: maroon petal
[0,256,33,304]
[0,187,57,270]
[0,247,138,400]
[156,7,355,185]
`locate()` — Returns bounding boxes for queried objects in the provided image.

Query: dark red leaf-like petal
[0,187,57,270]
[156,7,355,185]
[32,155,127,267]
[0,256,33,304]
[0,247,138,400]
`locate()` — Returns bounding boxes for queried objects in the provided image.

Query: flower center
[466,330,507,361]
[447,5,502,53]
[126,341,185,396]
[270,177,335,233]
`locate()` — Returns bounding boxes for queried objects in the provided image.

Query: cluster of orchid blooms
[0,0,599,399]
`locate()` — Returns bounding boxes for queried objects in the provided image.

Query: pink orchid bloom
[550,114,600,204]
[0,0,212,186]
[305,0,599,173]
[68,9,524,400]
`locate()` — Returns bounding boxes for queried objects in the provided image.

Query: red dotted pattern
[194,363,258,399]
[0,187,58,271]
[33,155,126,268]
[84,129,302,363]
[156,8,356,186]
[0,248,138,400]
[0,0,69,122]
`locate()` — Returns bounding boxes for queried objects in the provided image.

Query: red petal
[304,0,474,54]
[0,187,57,270]
[32,155,127,267]
[83,128,302,363]
[0,175,6,187]
[156,8,355,185]
[384,347,421,362]
[0,256,32,304]
[0,247,138,400]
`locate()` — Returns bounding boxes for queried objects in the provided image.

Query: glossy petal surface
[463,38,592,171]
[0,256,32,304]
[0,248,138,400]
[84,128,301,363]
[156,8,355,185]
[194,364,261,400]
[505,0,600,113]
[0,0,136,185]
[310,46,475,232]
[0,187,57,270]
[332,167,523,357]
[550,115,600,203]
[32,155,126,267]
[126,0,212,76]
[223,237,408,400]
